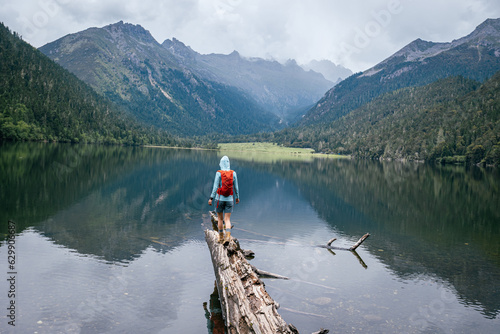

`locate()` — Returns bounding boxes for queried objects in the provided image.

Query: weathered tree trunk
[205,229,298,333]
[205,212,342,333]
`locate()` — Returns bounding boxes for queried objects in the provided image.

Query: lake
[0,142,499,333]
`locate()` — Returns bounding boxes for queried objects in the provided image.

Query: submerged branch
[318,233,370,251]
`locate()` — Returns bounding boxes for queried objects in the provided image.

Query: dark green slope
[276,72,500,165]
[0,22,177,146]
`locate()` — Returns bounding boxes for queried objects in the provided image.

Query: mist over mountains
[162,38,350,123]
[39,21,349,135]
[301,59,353,84]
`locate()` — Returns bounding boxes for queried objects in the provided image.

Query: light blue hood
[219,156,230,171]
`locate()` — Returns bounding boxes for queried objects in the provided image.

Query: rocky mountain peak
[162,38,196,62]
[103,21,157,45]
[228,50,241,58]
[368,18,500,74]
[472,18,500,35]
[301,59,353,83]
[163,37,181,47]
[385,38,442,63]
[453,17,500,46]
[403,38,436,52]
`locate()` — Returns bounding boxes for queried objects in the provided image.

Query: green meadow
[218,142,348,162]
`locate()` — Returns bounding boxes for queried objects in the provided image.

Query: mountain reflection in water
[0,142,498,333]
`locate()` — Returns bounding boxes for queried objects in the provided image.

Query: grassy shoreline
[218,142,349,161]
[146,142,350,161]
[218,142,314,154]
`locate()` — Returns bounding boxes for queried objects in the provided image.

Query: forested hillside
[0,23,179,146]
[275,73,500,166]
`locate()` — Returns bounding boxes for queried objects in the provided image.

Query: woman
[208,156,240,244]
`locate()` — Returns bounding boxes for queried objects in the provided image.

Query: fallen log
[205,229,298,333]
[206,211,334,333]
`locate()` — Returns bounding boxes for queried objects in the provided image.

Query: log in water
[204,228,298,333]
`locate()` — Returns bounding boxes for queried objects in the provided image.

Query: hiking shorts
[216,200,233,213]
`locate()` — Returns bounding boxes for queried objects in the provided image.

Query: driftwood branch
[349,233,370,251]
[317,233,370,251]
[327,238,337,246]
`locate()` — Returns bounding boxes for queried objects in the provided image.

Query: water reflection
[203,284,225,334]
[253,158,500,319]
[0,229,214,333]
[0,142,218,261]
[0,142,499,333]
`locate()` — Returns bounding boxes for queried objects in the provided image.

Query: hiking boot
[218,231,224,244]
[223,231,231,246]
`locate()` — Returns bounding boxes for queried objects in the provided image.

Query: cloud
[1,0,499,72]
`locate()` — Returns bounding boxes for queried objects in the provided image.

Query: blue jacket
[210,156,239,202]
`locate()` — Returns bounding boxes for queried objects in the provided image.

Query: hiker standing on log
[208,156,240,244]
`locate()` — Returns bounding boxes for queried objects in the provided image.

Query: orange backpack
[216,170,234,197]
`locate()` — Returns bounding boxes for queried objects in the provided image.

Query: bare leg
[223,212,232,244]
[217,212,224,231]
[224,212,232,230]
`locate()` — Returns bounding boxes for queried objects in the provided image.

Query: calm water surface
[0,142,499,333]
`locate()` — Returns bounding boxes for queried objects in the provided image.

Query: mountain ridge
[39,21,346,132]
[369,18,500,71]
[301,18,500,126]
[40,21,282,136]
[301,59,353,83]
[161,36,337,124]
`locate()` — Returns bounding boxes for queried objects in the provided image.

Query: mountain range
[276,73,500,164]
[39,22,273,136]
[39,21,344,135]
[162,38,346,123]
[301,59,353,83]
[300,18,500,126]
[276,18,500,165]
[2,17,500,165]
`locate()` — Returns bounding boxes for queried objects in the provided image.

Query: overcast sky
[1,0,500,72]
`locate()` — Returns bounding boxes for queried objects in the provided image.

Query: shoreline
[144,142,351,159]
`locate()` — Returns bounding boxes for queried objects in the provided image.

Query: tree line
[272,74,500,166]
